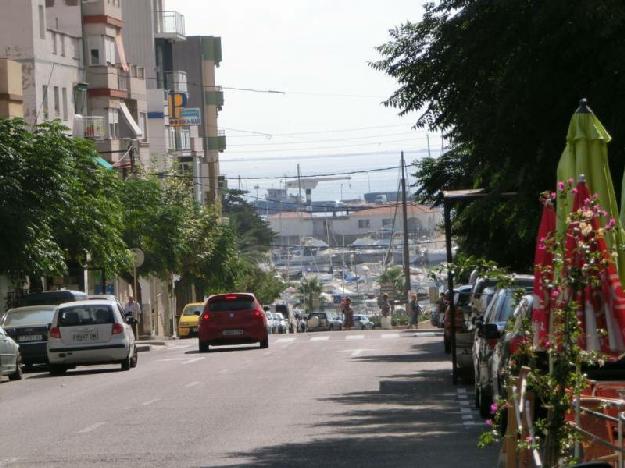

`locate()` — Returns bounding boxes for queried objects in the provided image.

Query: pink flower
[550,192,556,200]
[551,289,559,299]
[557,181,565,191]
[606,218,617,230]
[490,402,498,415]
[568,178,574,186]
[485,419,493,427]
[572,188,578,194]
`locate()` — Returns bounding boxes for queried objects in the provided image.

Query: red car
[198,293,269,352]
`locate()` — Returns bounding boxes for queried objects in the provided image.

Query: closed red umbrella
[532,197,556,350]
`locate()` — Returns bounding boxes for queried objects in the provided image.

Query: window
[108,108,119,139]
[167,126,176,150]
[382,218,393,227]
[61,87,68,120]
[104,36,116,64]
[88,36,101,65]
[38,5,45,39]
[139,112,148,141]
[72,38,81,60]
[42,85,49,119]
[60,34,65,57]
[51,32,57,54]
[53,86,60,117]
[358,220,370,229]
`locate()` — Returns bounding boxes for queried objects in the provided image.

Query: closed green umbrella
[556,99,625,282]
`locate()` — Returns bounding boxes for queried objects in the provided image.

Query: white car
[354,314,374,330]
[274,312,288,334]
[0,326,22,381]
[264,311,278,334]
[47,300,137,375]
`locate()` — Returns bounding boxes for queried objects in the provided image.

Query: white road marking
[77,422,106,434]
[310,336,329,342]
[351,349,366,357]
[218,369,229,374]
[185,381,200,388]
[457,388,467,394]
[458,400,471,407]
[182,357,205,365]
[463,421,485,427]
[275,337,296,344]
[460,408,472,414]
[142,398,160,406]
[346,335,365,340]
[381,333,400,339]
[414,332,439,337]
[461,414,474,420]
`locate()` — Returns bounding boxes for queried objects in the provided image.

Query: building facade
[0,59,23,118]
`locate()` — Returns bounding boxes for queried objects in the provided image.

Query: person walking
[124,296,142,337]
[409,292,422,329]
[380,293,392,329]
[342,297,354,329]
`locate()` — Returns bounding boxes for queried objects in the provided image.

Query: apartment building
[0,59,23,118]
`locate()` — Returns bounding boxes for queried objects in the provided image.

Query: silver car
[353,314,374,330]
[0,326,22,381]
[274,312,288,334]
[47,300,137,375]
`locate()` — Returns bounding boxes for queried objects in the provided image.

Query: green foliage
[297,277,322,313]
[236,265,285,305]
[372,0,625,270]
[0,119,128,277]
[379,266,405,298]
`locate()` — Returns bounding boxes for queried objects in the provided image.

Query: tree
[236,264,285,305]
[297,277,322,313]
[378,266,404,299]
[372,1,625,270]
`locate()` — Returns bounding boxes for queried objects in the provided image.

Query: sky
[168,0,437,165]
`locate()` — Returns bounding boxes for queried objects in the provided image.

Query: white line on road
[346,335,365,340]
[350,349,367,357]
[310,336,329,342]
[182,357,205,365]
[381,334,400,339]
[458,400,471,407]
[142,398,160,406]
[460,408,472,414]
[457,388,467,394]
[77,422,106,434]
[218,369,229,374]
[413,332,440,337]
[185,381,200,388]
[463,422,485,427]
[275,337,296,344]
[461,414,474,420]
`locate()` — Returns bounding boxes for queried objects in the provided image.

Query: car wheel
[8,353,23,381]
[260,337,269,349]
[444,336,451,353]
[49,364,67,376]
[130,346,138,368]
[478,384,493,419]
[199,341,209,353]
[121,353,131,371]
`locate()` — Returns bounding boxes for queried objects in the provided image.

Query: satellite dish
[130,248,144,268]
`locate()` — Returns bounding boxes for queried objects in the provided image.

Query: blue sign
[170,107,201,127]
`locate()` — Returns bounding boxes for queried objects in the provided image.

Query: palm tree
[297,277,323,313]
[378,266,404,299]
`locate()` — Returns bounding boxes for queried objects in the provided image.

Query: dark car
[198,293,268,352]
[1,305,57,367]
[18,290,86,307]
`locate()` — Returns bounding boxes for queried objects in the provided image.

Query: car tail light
[202,312,211,321]
[253,308,264,319]
[49,326,61,339]
[112,323,124,335]
[224,294,238,300]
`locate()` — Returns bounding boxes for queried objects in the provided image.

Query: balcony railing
[154,11,186,40]
[204,87,224,109]
[73,115,106,140]
[205,131,226,152]
[165,71,187,94]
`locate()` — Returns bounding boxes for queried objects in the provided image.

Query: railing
[165,70,187,94]
[154,11,185,38]
[73,115,106,140]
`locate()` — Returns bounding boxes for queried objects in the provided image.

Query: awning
[95,156,113,170]
[119,102,143,138]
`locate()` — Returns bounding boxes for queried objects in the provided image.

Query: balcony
[165,71,187,94]
[205,132,226,152]
[73,115,106,140]
[204,87,224,110]
[154,11,186,41]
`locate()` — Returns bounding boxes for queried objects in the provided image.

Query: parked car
[273,304,296,333]
[274,312,288,334]
[264,311,278,334]
[469,278,498,326]
[87,295,118,301]
[0,327,22,381]
[47,300,137,375]
[490,295,533,404]
[443,285,474,381]
[473,287,530,417]
[198,293,268,351]
[18,290,86,307]
[328,314,343,330]
[1,305,56,367]
[306,312,333,331]
[178,302,204,338]
[354,314,374,330]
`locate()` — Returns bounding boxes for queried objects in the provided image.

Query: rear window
[58,305,115,326]
[275,305,287,314]
[209,296,255,312]
[183,305,203,316]
[20,291,86,306]
[3,308,55,327]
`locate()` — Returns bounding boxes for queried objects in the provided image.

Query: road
[0,330,497,467]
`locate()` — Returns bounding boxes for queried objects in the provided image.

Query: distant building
[0,59,23,117]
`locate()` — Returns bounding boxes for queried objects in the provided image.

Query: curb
[136,340,168,346]
[136,345,151,352]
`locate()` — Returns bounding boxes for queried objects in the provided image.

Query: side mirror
[483,323,500,340]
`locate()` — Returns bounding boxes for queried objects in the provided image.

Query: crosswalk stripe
[310,336,329,342]
[381,333,400,339]
[346,335,365,340]
[275,337,296,343]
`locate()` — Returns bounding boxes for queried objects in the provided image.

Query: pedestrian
[380,293,392,329]
[409,292,422,329]
[124,296,142,337]
[342,297,353,329]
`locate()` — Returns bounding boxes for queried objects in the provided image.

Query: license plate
[73,332,98,342]
[223,329,243,336]
[17,334,42,342]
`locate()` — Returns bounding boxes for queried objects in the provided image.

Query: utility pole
[296,163,303,212]
[426,133,431,158]
[400,151,411,303]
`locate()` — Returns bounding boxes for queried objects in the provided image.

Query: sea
[220,148,440,203]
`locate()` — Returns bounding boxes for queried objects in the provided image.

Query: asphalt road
[0,330,497,467]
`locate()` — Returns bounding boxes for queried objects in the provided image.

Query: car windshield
[183,306,203,316]
[209,296,254,312]
[494,291,517,323]
[58,305,115,326]
[275,313,285,320]
[3,308,55,327]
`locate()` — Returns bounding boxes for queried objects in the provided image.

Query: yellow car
[178,302,204,338]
